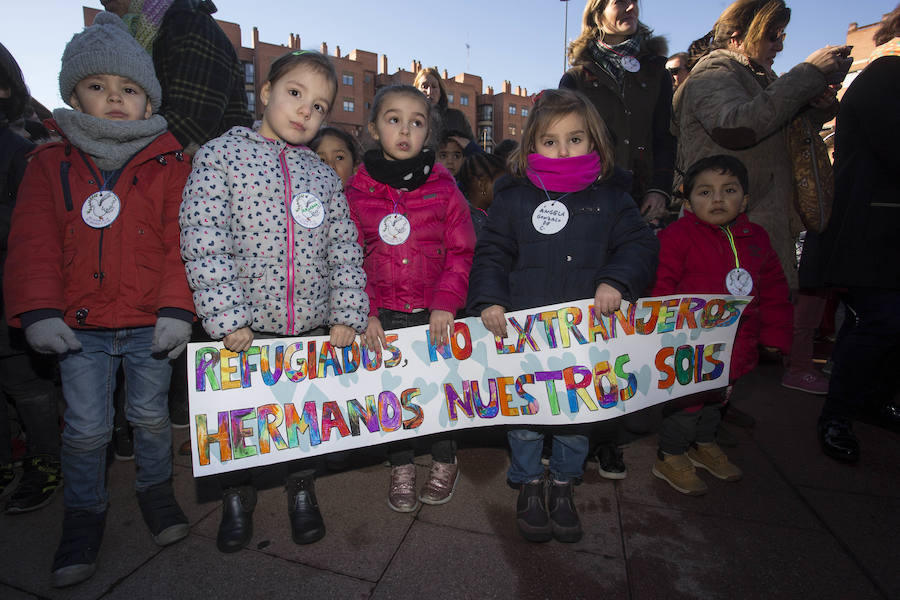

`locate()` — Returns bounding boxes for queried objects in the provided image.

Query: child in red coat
[650,155,791,495]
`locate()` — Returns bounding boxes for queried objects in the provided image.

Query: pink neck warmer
[526,152,602,193]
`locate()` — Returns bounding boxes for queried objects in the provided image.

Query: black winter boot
[515,480,551,542]
[286,473,325,545]
[548,480,582,543]
[216,486,256,553]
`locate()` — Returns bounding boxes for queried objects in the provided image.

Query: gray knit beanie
[59,12,162,112]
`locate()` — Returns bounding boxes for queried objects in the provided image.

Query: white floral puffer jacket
[180,126,368,339]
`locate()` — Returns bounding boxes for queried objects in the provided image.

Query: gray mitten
[151,317,192,359]
[24,318,83,354]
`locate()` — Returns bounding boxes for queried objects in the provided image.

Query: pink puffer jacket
[347,162,475,317]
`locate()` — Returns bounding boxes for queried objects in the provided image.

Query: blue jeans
[507,429,589,484]
[58,327,173,513]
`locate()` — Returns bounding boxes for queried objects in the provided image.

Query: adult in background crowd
[413,66,479,156]
[673,0,851,395]
[665,52,690,91]
[801,5,900,462]
[561,0,675,221]
[0,42,62,515]
[560,0,675,481]
[101,0,252,155]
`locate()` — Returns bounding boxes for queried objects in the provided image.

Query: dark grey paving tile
[734,366,900,498]
[418,447,625,557]
[801,487,900,598]
[0,458,214,599]
[0,583,39,599]
[104,534,373,599]
[192,460,418,582]
[616,433,822,530]
[372,520,627,600]
[622,503,881,600]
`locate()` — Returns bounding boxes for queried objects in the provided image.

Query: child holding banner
[650,155,791,495]
[468,88,659,543]
[180,51,368,551]
[347,84,475,513]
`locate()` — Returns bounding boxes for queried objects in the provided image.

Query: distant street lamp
[562,0,571,74]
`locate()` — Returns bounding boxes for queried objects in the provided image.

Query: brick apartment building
[83,6,530,151]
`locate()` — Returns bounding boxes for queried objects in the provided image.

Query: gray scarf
[52,108,168,170]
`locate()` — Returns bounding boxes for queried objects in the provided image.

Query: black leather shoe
[819,420,860,463]
[286,475,325,545]
[216,487,255,553]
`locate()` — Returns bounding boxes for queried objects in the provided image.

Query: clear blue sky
[4,0,895,110]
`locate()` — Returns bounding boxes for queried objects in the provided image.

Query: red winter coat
[650,213,792,382]
[4,124,194,330]
[346,162,475,317]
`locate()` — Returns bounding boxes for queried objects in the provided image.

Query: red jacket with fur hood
[4,123,194,330]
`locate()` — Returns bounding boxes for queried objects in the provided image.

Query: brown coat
[673,49,829,288]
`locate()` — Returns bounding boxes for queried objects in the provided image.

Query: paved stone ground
[1,361,898,600]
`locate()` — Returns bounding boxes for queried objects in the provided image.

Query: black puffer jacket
[467,168,659,313]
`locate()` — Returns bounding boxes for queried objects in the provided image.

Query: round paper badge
[532,200,569,235]
[622,56,641,73]
[290,193,325,228]
[726,267,754,296]
[81,191,121,228]
[378,213,411,245]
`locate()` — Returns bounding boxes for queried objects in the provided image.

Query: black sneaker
[548,480,583,543]
[0,463,16,497]
[137,480,190,546]
[51,509,106,588]
[597,445,627,480]
[112,426,134,461]
[5,455,62,514]
[515,480,551,542]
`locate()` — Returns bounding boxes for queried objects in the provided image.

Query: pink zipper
[279,149,296,335]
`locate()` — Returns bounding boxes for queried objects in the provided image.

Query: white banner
[187,295,749,476]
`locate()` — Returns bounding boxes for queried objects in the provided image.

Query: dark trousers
[378,309,457,465]
[658,390,726,455]
[819,288,900,424]
[0,322,60,464]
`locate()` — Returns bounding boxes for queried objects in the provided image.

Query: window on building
[509,125,515,136]
[479,104,493,120]
[460,94,469,106]
[521,108,529,117]
[246,91,255,114]
[342,73,354,86]
[343,99,355,112]
[448,93,454,104]
[364,74,372,83]
[509,105,516,115]
[243,62,254,85]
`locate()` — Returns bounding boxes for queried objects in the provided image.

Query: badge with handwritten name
[532,200,569,235]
